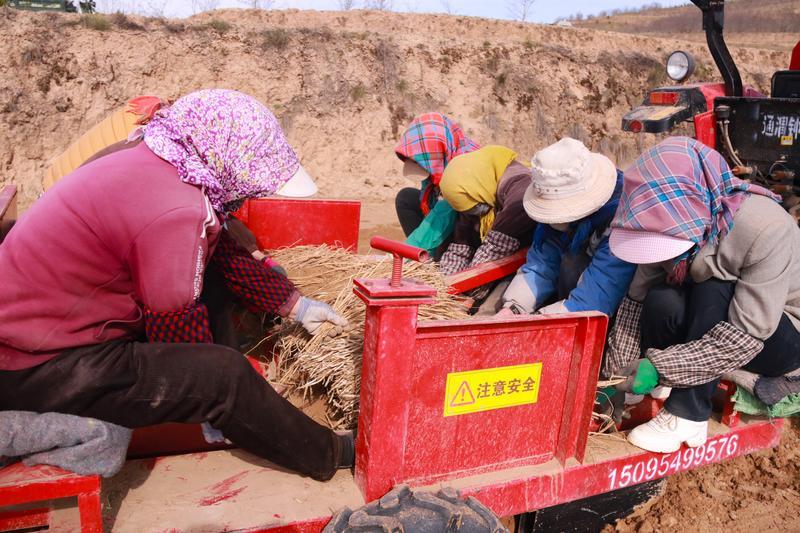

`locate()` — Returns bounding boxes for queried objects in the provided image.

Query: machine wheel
[324,484,508,533]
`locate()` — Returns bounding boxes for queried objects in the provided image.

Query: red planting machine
[0,188,785,532]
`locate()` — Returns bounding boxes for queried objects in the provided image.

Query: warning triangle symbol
[450,381,476,407]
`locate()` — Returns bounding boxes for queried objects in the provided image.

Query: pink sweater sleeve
[129,206,214,343]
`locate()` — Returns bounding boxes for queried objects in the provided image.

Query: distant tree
[239,0,275,8]
[192,0,219,14]
[338,0,356,8]
[507,0,534,22]
[143,0,166,16]
[365,0,392,10]
[440,0,455,15]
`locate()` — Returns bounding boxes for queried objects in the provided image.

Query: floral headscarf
[144,89,299,213]
[612,136,779,282]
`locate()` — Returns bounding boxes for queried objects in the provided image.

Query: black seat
[772,70,800,98]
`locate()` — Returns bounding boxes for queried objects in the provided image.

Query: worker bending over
[605,137,800,453]
[436,145,535,281]
[395,113,480,256]
[497,138,636,317]
[0,89,353,481]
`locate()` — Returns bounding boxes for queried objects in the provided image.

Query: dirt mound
[575,0,799,52]
[0,7,788,209]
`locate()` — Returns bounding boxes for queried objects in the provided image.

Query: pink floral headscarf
[143,89,299,213]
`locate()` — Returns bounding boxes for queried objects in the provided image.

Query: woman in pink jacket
[0,89,352,481]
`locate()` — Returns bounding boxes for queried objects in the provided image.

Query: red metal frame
[446,249,528,294]
[104,411,782,532]
[0,508,50,532]
[454,418,782,519]
[694,110,718,150]
[235,198,361,251]
[353,275,608,501]
[0,464,102,533]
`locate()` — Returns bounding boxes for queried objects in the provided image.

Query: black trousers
[0,276,341,481]
[396,187,425,237]
[640,279,800,421]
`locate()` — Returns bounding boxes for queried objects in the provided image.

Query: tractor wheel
[324,484,507,533]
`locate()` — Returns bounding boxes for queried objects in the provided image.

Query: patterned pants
[641,279,800,421]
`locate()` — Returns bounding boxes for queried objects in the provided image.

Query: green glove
[616,359,660,395]
[632,359,659,395]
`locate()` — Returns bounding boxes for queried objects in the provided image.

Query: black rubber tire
[323,484,508,533]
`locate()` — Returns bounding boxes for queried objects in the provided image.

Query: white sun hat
[523,138,618,224]
[609,229,695,264]
[275,165,318,197]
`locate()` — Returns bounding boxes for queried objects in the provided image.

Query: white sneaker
[627,409,708,453]
[650,386,672,400]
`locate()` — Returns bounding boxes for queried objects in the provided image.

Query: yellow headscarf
[439,145,518,239]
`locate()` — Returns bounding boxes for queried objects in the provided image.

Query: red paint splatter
[198,487,245,506]
[197,471,249,507]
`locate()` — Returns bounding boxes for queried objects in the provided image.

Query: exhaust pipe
[691,0,743,97]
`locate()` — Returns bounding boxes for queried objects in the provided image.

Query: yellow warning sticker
[781,135,794,146]
[443,363,543,417]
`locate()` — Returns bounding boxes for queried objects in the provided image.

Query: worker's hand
[537,299,568,315]
[291,297,349,335]
[616,359,660,395]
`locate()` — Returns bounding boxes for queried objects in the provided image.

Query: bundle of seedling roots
[267,245,468,430]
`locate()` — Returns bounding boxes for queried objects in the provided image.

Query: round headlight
[666,50,696,83]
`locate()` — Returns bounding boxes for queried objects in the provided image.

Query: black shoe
[754,376,800,406]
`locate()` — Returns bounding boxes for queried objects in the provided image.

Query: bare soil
[612,419,800,533]
[0,7,789,210]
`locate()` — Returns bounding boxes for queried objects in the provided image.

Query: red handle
[369,236,430,288]
[370,236,429,262]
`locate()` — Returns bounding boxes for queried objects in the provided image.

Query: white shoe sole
[628,432,707,454]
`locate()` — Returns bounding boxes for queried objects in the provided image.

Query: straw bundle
[266,245,468,430]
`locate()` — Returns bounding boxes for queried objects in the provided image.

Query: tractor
[622,0,800,220]
[5,1,95,13]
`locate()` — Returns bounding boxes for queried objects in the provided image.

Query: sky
[97,0,692,23]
